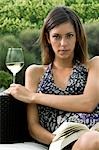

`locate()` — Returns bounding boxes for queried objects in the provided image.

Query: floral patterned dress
[37,61,99,133]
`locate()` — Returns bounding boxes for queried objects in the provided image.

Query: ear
[46,33,50,44]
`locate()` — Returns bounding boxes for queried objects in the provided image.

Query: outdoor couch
[0,92,48,150]
[0,92,32,144]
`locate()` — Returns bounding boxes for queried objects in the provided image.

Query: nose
[60,37,68,46]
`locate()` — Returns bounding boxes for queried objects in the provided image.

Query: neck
[53,59,73,69]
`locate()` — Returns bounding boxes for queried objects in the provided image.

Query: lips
[58,50,67,54]
[59,49,70,52]
[58,49,71,55]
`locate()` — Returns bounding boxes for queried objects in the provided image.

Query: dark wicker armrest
[0,92,32,144]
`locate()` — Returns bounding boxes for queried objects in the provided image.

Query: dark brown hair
[40,6,89,65]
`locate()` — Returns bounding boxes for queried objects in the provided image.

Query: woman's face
[47,22,76,61]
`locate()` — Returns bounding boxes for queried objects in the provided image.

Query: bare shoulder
[25,64,48,80]
[88,56,99,69]
[90,56,99,63]
[26,64,44,73]
[87,56,99,71]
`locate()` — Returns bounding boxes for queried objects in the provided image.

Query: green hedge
[0,29,40,85]
[0,22,98,86]
[85,22,99,57]
[0,35,21,70]
[0,0,99,35]
[0,70,12,90]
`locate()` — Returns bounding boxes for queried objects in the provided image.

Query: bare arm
[25,65,54,145]
[7,57,99,113]
[6,56,99,144]
[31,56,99,113]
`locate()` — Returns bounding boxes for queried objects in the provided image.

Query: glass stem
[13,74,16,83]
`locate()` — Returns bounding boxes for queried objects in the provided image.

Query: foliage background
[0,0,99,35]
[0,0,99,86]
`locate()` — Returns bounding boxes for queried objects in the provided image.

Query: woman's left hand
[4,84,34,103]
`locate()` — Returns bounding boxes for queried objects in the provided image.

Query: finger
[4,89,11,94]
[10,83,16,87]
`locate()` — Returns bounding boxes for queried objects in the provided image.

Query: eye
[52,34,61,40]
[66,33,74,39]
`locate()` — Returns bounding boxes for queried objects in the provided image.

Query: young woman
[6,6,99,150]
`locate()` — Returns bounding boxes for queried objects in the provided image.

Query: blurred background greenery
[0,0,99,89]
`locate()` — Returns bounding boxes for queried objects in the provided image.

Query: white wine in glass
[6,48,24,83]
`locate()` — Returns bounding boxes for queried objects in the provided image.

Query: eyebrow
[52,32,75,35]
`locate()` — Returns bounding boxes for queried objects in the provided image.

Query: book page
[53,122,89,142]
[49,139,63,150]
[90,122,99,132]
[61,130,87,149]
[50,122,99,149]
[49,130,87,150]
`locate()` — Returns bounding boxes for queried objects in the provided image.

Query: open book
[49,122,99,150]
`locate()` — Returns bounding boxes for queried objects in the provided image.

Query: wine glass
[6,48,24,83]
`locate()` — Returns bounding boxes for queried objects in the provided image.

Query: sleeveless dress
[37,61,99,133]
